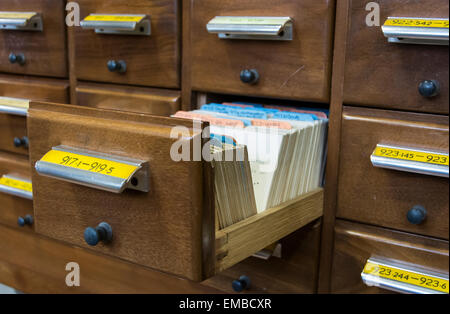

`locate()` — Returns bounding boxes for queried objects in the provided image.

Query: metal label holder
[370,144,449,178]
[362,257,449,294]
[35,146,149,194]
[0,175,33,200]
[382,17,449,46]
[206,16,293,41]
[0,96,30,116]
[0,12,43,31]
[80,14,151,36]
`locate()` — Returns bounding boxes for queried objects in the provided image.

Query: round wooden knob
[407,205,427,225]
[9,53,26,65]
[84,222,113,246]
[419,80,440,98]
[107,60,127,73]
[232,275,251,292]
[13,136,29,148]
[240,69,259,84]
[18,215,33,227]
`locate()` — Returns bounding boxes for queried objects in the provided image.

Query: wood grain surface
[0,0,68,77]
[343,0,449,114]
[337,106,449,240]
[72,0,180,88]
[330,219,449,294]
[188,0,335,102]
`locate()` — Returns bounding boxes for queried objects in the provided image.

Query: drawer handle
[370,144,449,178]
[107,60,127,73]
[84,222,113,246]
[240,69,259,85]
[9,53,26,65]
[0,12,43,31]
[0,175,33,200]
[35,145,149,193]
[382,17,449,46]
[362,258,449,294]
[80,14,151,36]
[0,96,29,116]
[207,16,293,41]
[419,80,440,98]
[232,275,251,292]
[17,215,33,227]
[407,205,427,225]
[13,136,29,148]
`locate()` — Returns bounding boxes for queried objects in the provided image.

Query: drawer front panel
[0,75,70,155]
[343,0,449,114]
[28,103,208,281]
[203,220,321,294]
[337,106,449,239]
[0,152,33,230]
[0,0,68,77]
[331,220,449,294]
[189,0,335,102]
[73,0,180,88]
[76,82,180,116]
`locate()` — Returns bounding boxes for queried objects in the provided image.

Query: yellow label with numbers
[84,15,144,23]
[0,176,32,193]
[363,261,449,293]
[0,97,29,109]
[40,150,139,180]
[384,18,449,28]
[374,146,449,166]
[211,17,290,25]
[0,12,36,20]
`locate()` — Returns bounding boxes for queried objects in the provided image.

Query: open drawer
[28,102,323,281]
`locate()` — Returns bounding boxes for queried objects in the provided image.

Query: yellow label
[0,12,36,20]
[40,150,139,180]
[84,15,144,23]
[211,17,290,26]
[0,176,32,193]
[384,18,449,28]
[0,96,29,109]
[363,261,449,293]
[374,146,449,166]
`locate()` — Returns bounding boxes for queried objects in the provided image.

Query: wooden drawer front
[76,82,180,116]
[28,102,324,282]
[331,220,449,294]
[0,0,68,77]
[0,152,33,231]
[0,75,70,155]
[74,0,180,88]
[189,0,335,102]
[337,107,449,239]
[343,0,449,114]
[203,220,321,294]
[28,102,208,281]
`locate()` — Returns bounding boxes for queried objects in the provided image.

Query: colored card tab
[0,96,29,109]
[384,18,449,28]
[0,176,32,193]
[373,146,449,166]
[40,150,139,180]
[363,261,449,293]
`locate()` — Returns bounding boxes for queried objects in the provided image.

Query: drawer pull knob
[407,205,427,225]
[17,215,33,227]
[240,69,259,85]
[107,60,127,73]
[232,275,251,292]
[84,222,113,246]
[419,80,440,98]
[9,53,26,65]
[13,136,28,148]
